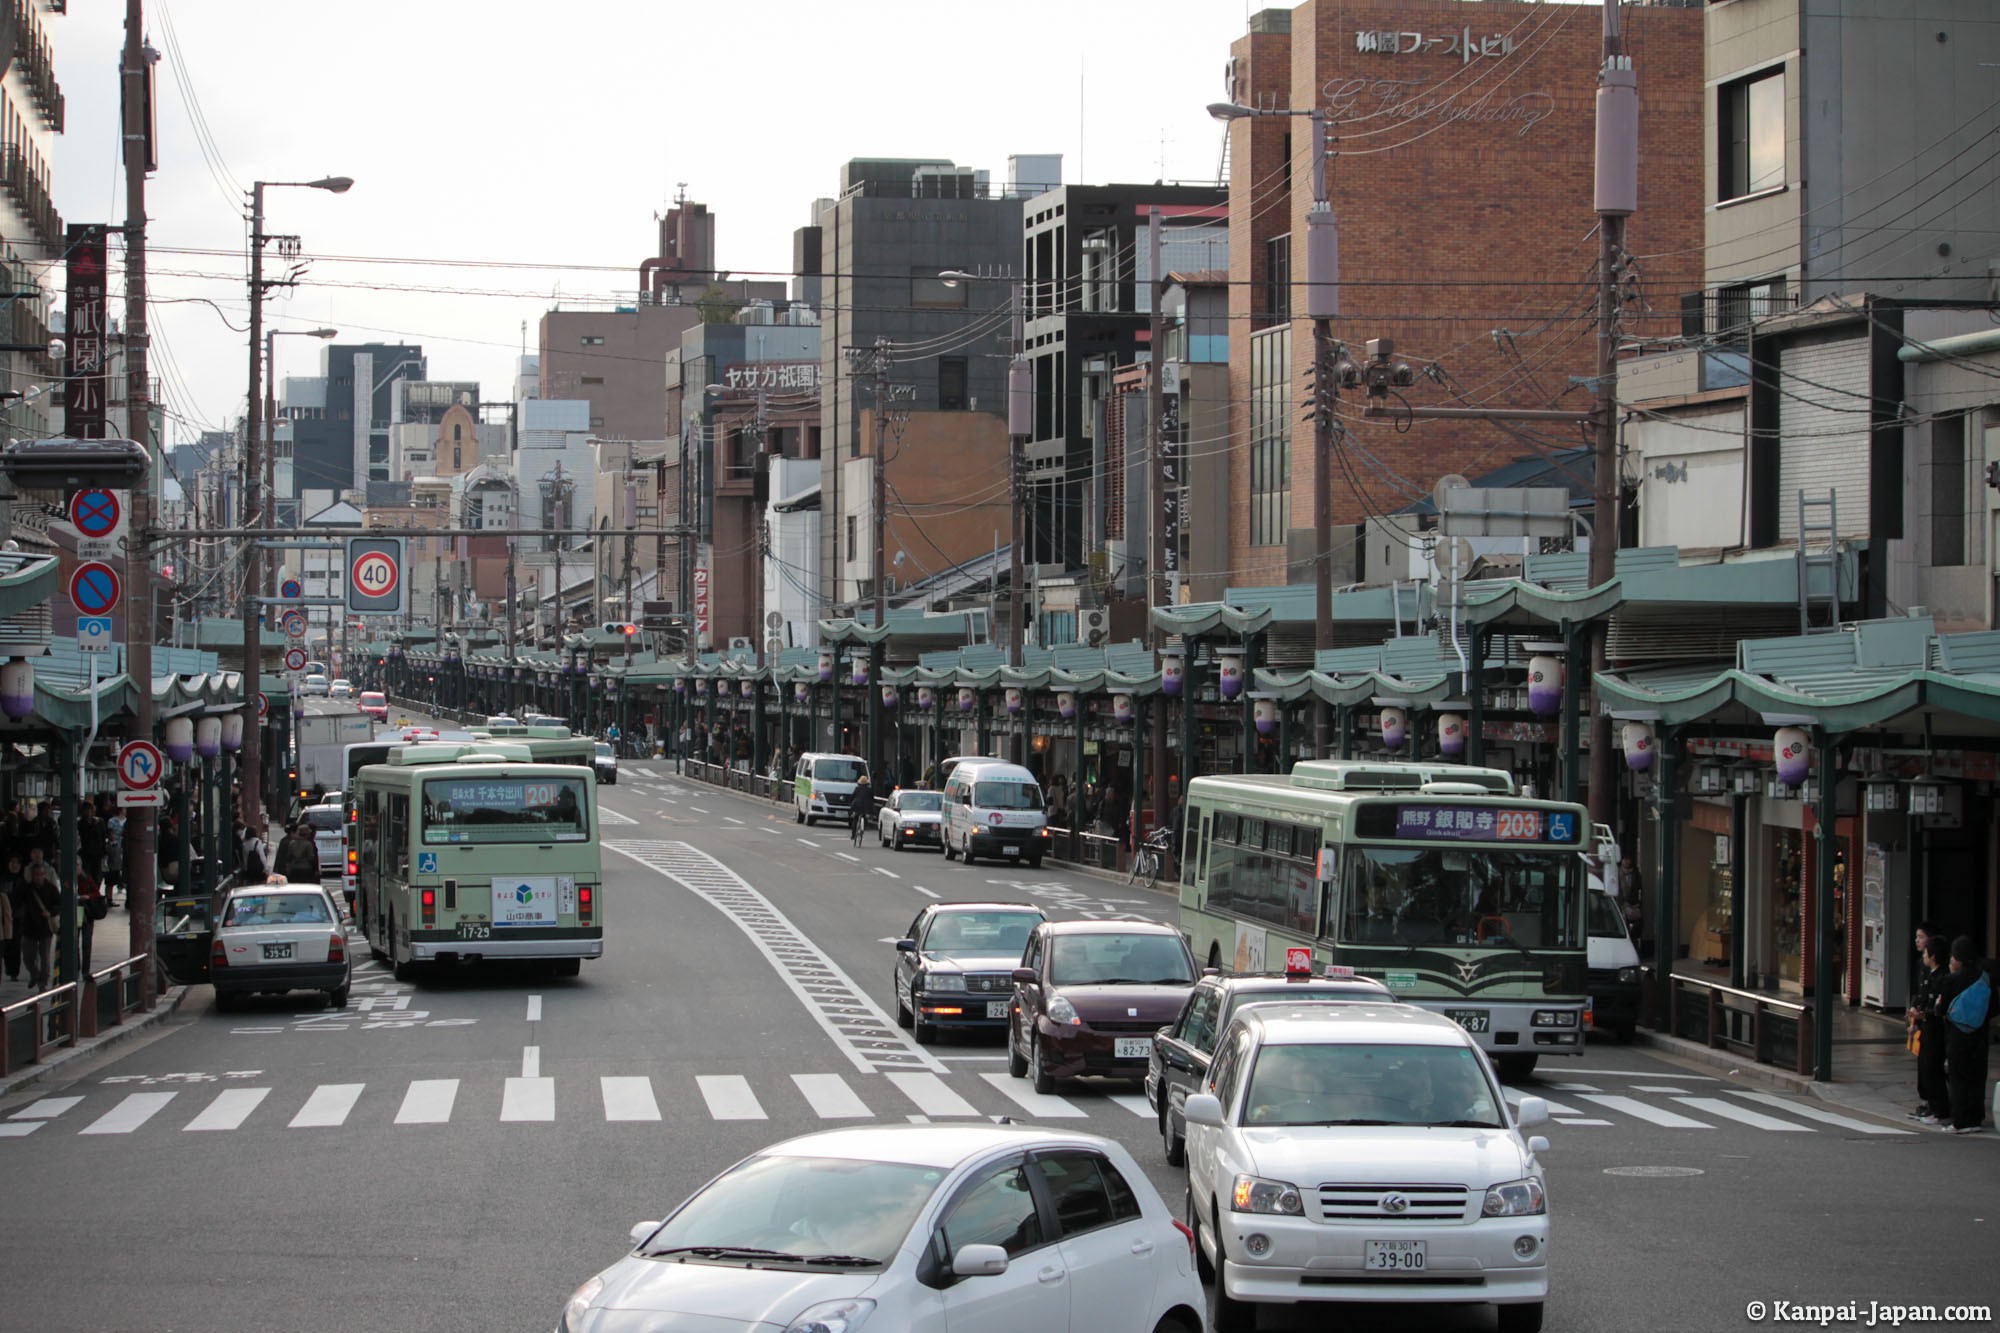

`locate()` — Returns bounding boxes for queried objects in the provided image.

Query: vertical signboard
[692,560,711,650]
[1159,361,1182,605]
[64,224,111,440]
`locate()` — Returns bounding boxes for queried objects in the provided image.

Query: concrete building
[0,0,65,546]
[283,342,427,498]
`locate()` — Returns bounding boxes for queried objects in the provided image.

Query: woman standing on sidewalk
[1910,934,1952,1125]
[17,862,56,989]
[1937,936,1996,1134]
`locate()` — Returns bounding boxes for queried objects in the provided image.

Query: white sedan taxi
[558,1123,1204,1333]
[1182,1004,1552,1333]
[210,881,351,1011]
[878,787,944,851]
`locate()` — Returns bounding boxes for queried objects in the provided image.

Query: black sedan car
[1144,967,1395,1164]
[892,901,1045,1044]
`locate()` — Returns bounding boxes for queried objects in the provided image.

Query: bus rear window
[420,777,591,843]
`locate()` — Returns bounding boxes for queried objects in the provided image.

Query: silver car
[302,799,346,878]
[210,882,351,1011]
[878,788,944,850]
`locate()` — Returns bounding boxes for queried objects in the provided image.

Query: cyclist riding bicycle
[849,774,879,844]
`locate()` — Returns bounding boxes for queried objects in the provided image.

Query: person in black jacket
[1935,936,1995,1134]
[1908,934,1951,1125]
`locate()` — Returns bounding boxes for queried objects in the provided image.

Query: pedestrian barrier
[79,955,151,1040]
[1667,974,1813,1077]
[0,981,78,1077]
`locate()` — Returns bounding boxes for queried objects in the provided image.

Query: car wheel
[1031,1028,1055,1095]
[1007,1018,1028,1078]
[328,985,350,1009]
[213,990,236,1013]
[1615,1021,1637,1044]
[389,914,416,983]
[1161,1101,1186,1167]
[1497,1302,1545,1333]
[1496,1054,1539,1082]
[553,958,582,978]
[795,807,804,824]
[1026,855,1043,870]
[943,840,957,861]
[894,980,913,1029]
[1210,1273,1256,1333]
[1186,1186,1215,1285]
[1152,1316,1199,1333]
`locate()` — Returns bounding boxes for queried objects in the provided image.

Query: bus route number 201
[1493,810,1545,841]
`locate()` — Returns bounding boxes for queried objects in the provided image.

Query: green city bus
[1178,760,1587,1078]
[352,746,603,980]
[469,724,594,769]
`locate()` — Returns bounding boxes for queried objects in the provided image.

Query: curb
[0,984,192,1100]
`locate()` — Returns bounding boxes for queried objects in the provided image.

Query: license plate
[986,1000,1010,1018]
[457,922,491,941]
[1114,1037,1151,1059]
[262,942,293,960]
[1365,1240,1426,1271]
[1003,846,1021,857]
[1444,1008,1490,1033]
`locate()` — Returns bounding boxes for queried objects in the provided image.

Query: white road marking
[689,807,709,814]
[873,867,900,879]
[1502,1087,1584,1117]
[792,1074,872,1118]
[397,1080,459,1124]
[1628,1084,1689,1094]
[1107,1093,1157,1119]
[8,1096,81,1120]
[886,1072,980,1117]
[525,995,542,1023]
[912,885,940,899]
[980,1073,1086,1118]
[1574,1094,1713,1129]
[1553,1117,1613,1126]
[1672,1096,1813,1132]
[185,1088,271,1132]
[597,808,639,826]
[725,817,744,825]
[289,1083,365,1128]
[797,838,818,848]
[697,1075,767,1120]
[0,1122,42,1137]
[522,1046,540,1078]
[1546,1083,1602,1093]
[601,1076,662,1121]
[1566,1069,1717,1080]
[936,1054,1009,1062]
[836,852,860,863]
[80,1092,177,1135]
[1724,1091,1913,1136]
[501,1077,555,1121]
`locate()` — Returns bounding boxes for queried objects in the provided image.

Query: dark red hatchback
[1008,920,1198,1093]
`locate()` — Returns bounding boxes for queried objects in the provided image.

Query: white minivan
[939,757,1049,868]
[794,751,869,825]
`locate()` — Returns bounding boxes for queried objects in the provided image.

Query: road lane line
[1574,1094,1713,1128]
[1723,1091,1912,1136]
[690,807,709,814]
[526,995,542,1023]
[980,1073,1085,1117]
[793,1074,872,1119]
[597,808,639,826]
[1106,1093,1157,1118]
[873,868,900,879]
[797,838,818,848]
[289,1083,365,1128]
[1553,1118,1613,1126]
[397,1080,459,1124]
[1671,1096,1813,1133]
[8,1096,81,1120]
[697,1075,767,1120]
[886,1072,980,1117]
[522,1046,540,1078]
[911,885,940,898]
[0,1122,43,1137]
[836,852,860,863]
[501,1077,555,1121]
[601,1076,662,1121]
[185,1088,270,1132]
[725,817,744,825]
[80,1091,176,1135]
[1502,1087,1584,1117]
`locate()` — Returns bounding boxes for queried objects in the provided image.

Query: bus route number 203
[456,922,492,940]
[1493,810,1545,841]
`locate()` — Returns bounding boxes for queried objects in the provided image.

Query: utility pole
[120,0,159,1003]
[1006,294,1031,681]
[239,184,268,835]
[1148,211,1170,840]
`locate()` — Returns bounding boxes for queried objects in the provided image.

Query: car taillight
[210,936,226,969]
[328,932,345,963]
[421,887,436,928]
[579,884,593,925]
[1172,1218,1195,1261]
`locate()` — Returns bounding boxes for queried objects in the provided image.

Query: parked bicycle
[1127,826,1176,890]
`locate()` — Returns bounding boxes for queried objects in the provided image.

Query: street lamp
[241,175,351,837]
[265,325,336,648]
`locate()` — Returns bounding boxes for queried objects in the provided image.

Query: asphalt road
[2,744,1994,1332]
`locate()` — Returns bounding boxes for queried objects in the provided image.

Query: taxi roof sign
[1283,946,1314,978]
[1323,964,1357,979]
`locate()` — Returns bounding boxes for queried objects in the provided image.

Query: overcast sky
[52,1,1255,447]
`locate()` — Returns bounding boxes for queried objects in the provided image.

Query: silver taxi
[210,880,351,1011]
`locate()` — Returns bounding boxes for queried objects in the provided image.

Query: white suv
[1182,1004,1552,1333]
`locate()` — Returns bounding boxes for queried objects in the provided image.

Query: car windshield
[925,911,1038,956]
[223,892,334,928]
[1049,932,1194,986]
[641,1154,946,1265]
[1242,1041,1504,1128]
[596,743,614,758]
[898,792,942,813]
[303,807,344,832]
[813,758,866,783]
[1586,890,1629,939]
[973,780,1041,810]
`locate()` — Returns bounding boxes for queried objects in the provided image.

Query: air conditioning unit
[727,636,752,651]
[1081,607,1109,647]
[883,575,898,595]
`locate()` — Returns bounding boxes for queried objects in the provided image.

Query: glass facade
[1249,324,1292,548]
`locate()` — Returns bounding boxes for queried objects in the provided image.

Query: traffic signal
[602,622,638,638]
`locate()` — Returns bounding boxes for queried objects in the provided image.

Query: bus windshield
[973,780,1042,810]
[420,776,591,843]
[1339,846,1580,949]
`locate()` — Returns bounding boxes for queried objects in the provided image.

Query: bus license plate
[986,1001,1010,1018]
[456,923,491,940]
[1114,1038,1151,1059]
[1444,1008,1490,1033]
[1366,1240,1426,1271]
[262,942,293,960]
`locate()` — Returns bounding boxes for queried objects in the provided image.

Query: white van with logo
[939,757,1048,868]
[1585,885,1641,1042]
[793,752,868,825]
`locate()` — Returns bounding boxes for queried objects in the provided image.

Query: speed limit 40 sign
[346,536,406,614]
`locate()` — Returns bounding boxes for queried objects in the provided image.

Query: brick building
[1222,0,1704,587]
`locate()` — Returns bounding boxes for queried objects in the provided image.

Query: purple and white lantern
[917,685,935,712]
[1005,687,1023,716]
[851,658,869,688]
[1113,693,1134,724]
[817,650,834,684]
[1380,706,1408,750]
[195,716,222,759]
[1774,726,1810,786]
[1527,655,1563,717]
[957,686,975,713]
[1438,713,1466,757]
[0,659,31,720]
[221,713,244,753]
[881,684,898,711]
[741,678,755,698]
[1218,651,1245,701]
[1622,721,1656,773]
[163,716,194,765]
[1057,691,1076,721]
[1254,697,1280,736]
[793,681,809,702]
[672,677,685,694]
[1161,651,1184,698]
[694,678,708,696]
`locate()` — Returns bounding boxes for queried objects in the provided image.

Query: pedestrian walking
[1937,936,1996,1134]
[79,871,107,977]
[104,808,126,905]
[78,803,106,887]
[18,862,57,990]
[240,824,270,883]
[1909,934,1952,1125]
[1,852,23,981]
[275,824,320,884]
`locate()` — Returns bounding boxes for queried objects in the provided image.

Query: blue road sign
[71,488,121,539]
[76,615,113,653]
[281,578,302,599]
[69,561,120,616]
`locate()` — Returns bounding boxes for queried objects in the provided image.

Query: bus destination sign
[1394,804,1578,844]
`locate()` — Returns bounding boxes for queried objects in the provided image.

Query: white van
[939,757,1048,868]
[1585,885,1641,1041]
[794,752,869,826]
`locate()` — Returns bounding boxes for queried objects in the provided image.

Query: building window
[1932,412,1967,567]
[1719,67,1784,201]
[1248,325,1292,548]
[452,423,462,441]
[581,335,605,346]
[910,269,967,309]
[1715,277,1787,343]
[452,447,462,470]
[1263,234,1291,325]
[939,357,968,411]
[581,376,604,386]
[591,416,605,429]
[846,515,857,561]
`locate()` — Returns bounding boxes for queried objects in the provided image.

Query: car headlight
[1046,993,1080,1025]
[1482,1177,1547,1217]
[1531,1009,1578,1027]
[559,1276,603,1332]
[1231,1173,1304,1216]
[1617,966,1639,984]
[926,971,966,992]
[782,1297,876,1333]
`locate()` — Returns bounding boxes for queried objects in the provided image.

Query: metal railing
[80,955,150,1039]
[1665,973,1813,1077]
[0,981,76,1077]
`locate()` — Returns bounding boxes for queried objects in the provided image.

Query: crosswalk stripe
[186,1089,270,1132]
[1672,1096,1812,1133]
[1575,1094,1713,1129]
[1725,1091,1913,1136]
[792,1074,872,1119]
[397,1080,459,1125]
[886,1072,980,1117]
[8,1096,81,1121]
[1107,1093,1157,1119]
[501,1077,555,1121]
[1503,1087,1585,1117]
[602,1077,661,1122]
[0,1122,43,1137]
[698,1075,767,1120]
[290,1083,364,1128]
[980,1073,1086,1118]
[80,1091,177,1135]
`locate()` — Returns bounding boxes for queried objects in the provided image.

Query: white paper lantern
[1527,655,1563,716]
[0,659,31,720]
[1057,691,1076,721]
[1775,726,1810,785]
[1622,721,1656,772]
[916,685,935,711]
[880,684,898,710]
[793,680,808,702]
[1113,693,1134,723]
[817,650,834,683]
[1380,706,1407,749]
[957,686,976,713]
[1254,697,1280,736]
[1218,651,1245,701]
[1438,713,1466,757]
[163,716,194,764]
[221,713,244,753]
[1005,687,1023,715]
[195,716,222,759]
